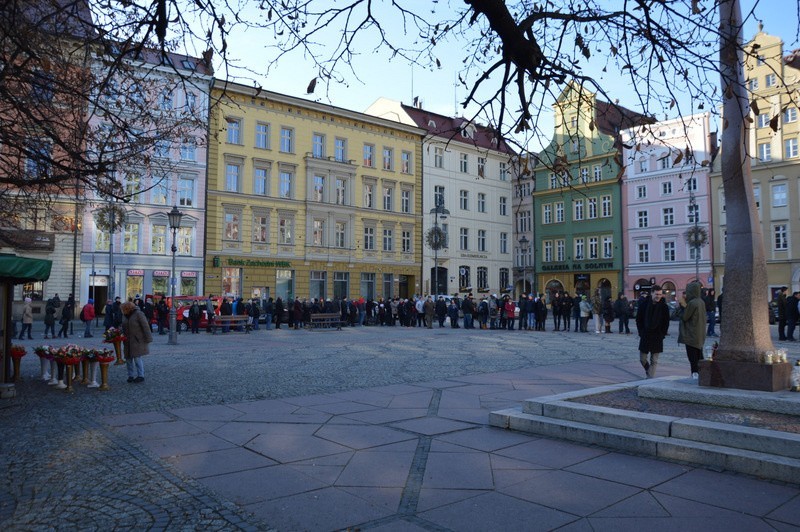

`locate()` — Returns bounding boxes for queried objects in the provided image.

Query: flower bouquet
[95,348,116,364]
[34,345,54,360]
[53,344,83,366]
[9,345,26,359]
[103,327,127,343]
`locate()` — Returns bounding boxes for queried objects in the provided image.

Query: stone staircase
[489,377,800,484]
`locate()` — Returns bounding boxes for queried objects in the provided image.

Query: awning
[0,254,52,284]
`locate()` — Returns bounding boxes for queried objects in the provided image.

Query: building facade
[531,83,652,301]
[206,83,424,302]
[622,113,715,300]
[711,28,800,300]
[366,98,516,297]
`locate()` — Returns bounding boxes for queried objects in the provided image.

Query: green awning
[0,254,52,284]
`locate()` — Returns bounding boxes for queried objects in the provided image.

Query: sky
[209,1,800,150]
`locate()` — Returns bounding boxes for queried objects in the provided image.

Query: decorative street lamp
[427,204,449,298]
[167,205,184,345]
[519,235,530,294]
[684,188,708,283]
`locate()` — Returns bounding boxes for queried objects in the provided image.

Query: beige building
[206,82,425,302]
[711,27,800,300]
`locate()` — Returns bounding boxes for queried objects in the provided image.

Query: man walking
[777,286,788,341]
[703,288,717,337]
[637,286,671,378]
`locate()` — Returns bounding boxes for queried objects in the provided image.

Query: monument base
[698,359,791,392]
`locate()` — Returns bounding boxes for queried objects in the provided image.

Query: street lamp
[167,205,184,345]
[519,235,530,294]
[427,204,449,298]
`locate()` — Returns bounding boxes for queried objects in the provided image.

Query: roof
[13,0,97,40]
[400,104,516,154]
[594,100,654,136]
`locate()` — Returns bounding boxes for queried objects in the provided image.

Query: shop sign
[181,271,197,277]
[225,258,291,268]
[127,269,144,276]
[153,270,170,277]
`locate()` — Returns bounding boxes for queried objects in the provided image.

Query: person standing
[678,281,707,379]
[579,295,591,332]
[572,293,582,332]
[447,299,460,328]
[591,289,603,334]
[263,297,274,330]
[560,292,573,332]
[602,295,615,334]
[637,286,671,378]
[44,298,57,339]
[435,296,447,327]
[462,295,475,329]
[80,299,96,338]
[614,292,631,334]
[57,299,72,338]
[121,301,153,383]
[189,301,201,334]
[504,297,516,330]
[424,295,435,329]
[19,297,34,340]
[551,292,562,331]
[703,288,717,337]
[777,286,789,341]
[786,291,800,341]
[156,296,168,334]
[517,293,528,331]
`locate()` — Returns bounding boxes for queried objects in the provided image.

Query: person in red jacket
[81,299,96,338]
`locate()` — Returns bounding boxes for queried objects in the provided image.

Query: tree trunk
[717,0,773,362]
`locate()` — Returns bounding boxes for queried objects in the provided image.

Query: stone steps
[489,378,800,484]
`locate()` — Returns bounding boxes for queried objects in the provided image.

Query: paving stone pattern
[2,324,799,530]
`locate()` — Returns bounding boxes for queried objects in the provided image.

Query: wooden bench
[307,312,343,331]
[211,315,250,334]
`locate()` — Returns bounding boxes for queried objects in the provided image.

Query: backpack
[79,307,86,322]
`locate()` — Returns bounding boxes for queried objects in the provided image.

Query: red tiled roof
[400,104,516,154]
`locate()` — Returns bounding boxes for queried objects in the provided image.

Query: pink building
[621,113,716,301]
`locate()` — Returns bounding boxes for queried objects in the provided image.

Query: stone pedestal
[698,359,792,392]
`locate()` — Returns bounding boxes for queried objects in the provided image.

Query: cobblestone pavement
[2,323,798,530]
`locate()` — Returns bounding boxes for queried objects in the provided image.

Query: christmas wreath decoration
[684,226,708,248]
[426,227,447,250]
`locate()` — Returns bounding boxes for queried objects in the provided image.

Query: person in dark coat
[637,285,671,378]
[602,296,615,333]
[572,294,582,332]
[435,296,448,327]
[613,292,631,334]
[219,297,232,333]
[292,298,303,329]
[447,300,460,328]
[274,297,284,329]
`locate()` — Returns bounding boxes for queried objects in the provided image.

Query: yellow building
[711,27,800,299]
[206,82,425,302]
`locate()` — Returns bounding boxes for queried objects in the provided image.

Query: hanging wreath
[426,226,447,250]
[94,204,127,233]
[684,226,708,248]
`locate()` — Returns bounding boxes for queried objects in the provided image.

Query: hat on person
[87,298,94,304]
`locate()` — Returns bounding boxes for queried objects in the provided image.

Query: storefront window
[222,267,242,297]
[383,273,393,299]
[126,275,143,301]
[22,281,44,300]
[180,276,196,296]
[360,272,375,300]
[333,271,349,299]
[309,270,326,301]
[152,276,168,297]
[276,269,294,301]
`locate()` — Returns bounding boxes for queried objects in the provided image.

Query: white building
[366,98,515,296]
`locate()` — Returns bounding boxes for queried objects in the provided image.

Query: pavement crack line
[397,388,442,516]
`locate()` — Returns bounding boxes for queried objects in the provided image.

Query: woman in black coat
[602,296,615,333]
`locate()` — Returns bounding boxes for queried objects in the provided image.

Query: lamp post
[167,205,184,345]
[519,235,530,294]
[428,204,449,298]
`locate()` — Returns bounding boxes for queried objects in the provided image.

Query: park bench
[307,312,343,331]
[211,315,250,334]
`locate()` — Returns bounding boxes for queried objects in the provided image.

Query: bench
[212,315,250,334]
[307,312,343,331]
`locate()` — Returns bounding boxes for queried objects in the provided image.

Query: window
[434,147,444,168]
[757,55,765,65]
[516,211,531,232]
[786,138,799,159]
[662,181,673,195]
[459,266,471,289]
[573,199,584,221]
[639,159,648,173]
[383,185,394,211]
[312,133,325,158]
[428,186,444,210]
[360,272,376,300]
[556,239,565,262]
[364,183,375,208]
[601,195,612,217]
[593,165,602,182]
[499,268,509,289]
[459,153,468,173]
[460,190,469,210]
[279,170,293,198]
[152,178,168,205]
[254,167,269,196]
[638,242,650,263]
[313,175,325,202]
[225,163,240,192]
[636,185,647,199]
[658,156,670,170]
[364,226,375,250]
[774,224,788,250]
[312,219,325,246]
[571,139,580,153]
[151,224,166,254]
[784,107,797,123]
[757,113,770,128]
[749,78,759,91]
[550,173,559,189]
[686,177,697,192]
[224,212,240,241]
[255,122,270,149]
[123,223,139,253]
[180,138,196,161]
[477,267,488,290]
[154,140,170,158]
[754,186,761,208]
[278,215,293,244]
[663,241,676,262]
[689,245,702,261]
[478,229,486,252]
[459,227,469,250]
[401,151,411,174]
[178,176,194,207]
[477,193,486,213]
[758,142,772,161]
[766,73,777,87]
[478,157,486,177]
[555,201,564,222]
[580,168,589,183]
[587,198,598,219]
[383,228,393,251]
[662,207,674,226]
[637,210,649,228]
[500,232,508,254]
[588,236,598,259]
[185,91,197,112]
[383,147,393,170]
[401,189,411,213]
[773,183,788,207]
[602,236,613,258]
[336,178,347,205]
[499,196,507,215]
[333,272,349,300]
[402,230,412,253]
[226,118,242,144]
[499,162,508,181]
[335,221,346,248]
[543,204,552,224]
[335,138,347,162]
[253,215,268,243]
[543,241,553,262]
[688,203,700,224]
[363,144,375,166]
[575,238,585,260]
[280,127,294,152]
[124,175,142,203]
[310,271,327,301]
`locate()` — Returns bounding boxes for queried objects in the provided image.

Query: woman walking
[678,281,707,379]
[121,301,153,383]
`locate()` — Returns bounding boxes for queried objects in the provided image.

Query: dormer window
[427,120,436,128]
[181,59,196,70]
